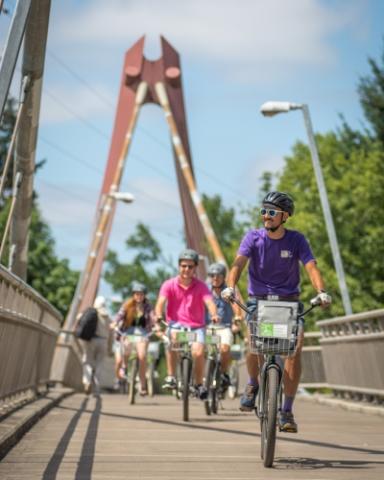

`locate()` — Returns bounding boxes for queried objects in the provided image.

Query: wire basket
[248,300,300,356]
[170,330,197,352]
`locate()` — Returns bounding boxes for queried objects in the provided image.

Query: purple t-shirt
[238,228,315,296]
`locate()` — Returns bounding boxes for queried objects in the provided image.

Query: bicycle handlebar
[230,297,320,319]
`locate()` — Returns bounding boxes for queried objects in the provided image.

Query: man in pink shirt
[155,249,219,399]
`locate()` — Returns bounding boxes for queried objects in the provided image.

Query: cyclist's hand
[211,314,220,324]
[221,287,235,302]
[311,291,332,308]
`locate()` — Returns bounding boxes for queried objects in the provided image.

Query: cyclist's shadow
[274,457,384,470]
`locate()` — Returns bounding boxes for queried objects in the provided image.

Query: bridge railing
[0,265,62,414]
[317,309,384,403]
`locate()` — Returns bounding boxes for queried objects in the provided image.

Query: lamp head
[109,191,135,203]
[260,101,303,117]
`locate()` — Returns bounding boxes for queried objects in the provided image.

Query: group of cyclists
[84,191,332,434]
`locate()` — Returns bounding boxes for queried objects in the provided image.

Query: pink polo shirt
[159,276,212,328]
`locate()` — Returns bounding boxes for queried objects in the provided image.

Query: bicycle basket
[171,330,196,351]
[205,333,221,345]
[249,300,299,356]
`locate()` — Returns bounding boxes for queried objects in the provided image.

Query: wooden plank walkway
[0,393,383,479]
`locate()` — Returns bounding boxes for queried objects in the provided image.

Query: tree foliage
[104,223,175,302]
[358,43,384,143]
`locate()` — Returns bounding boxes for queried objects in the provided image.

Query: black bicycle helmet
[178,248,199,265]
[262,191,295,216]
[207,262,227,276]
[131,281,147,294]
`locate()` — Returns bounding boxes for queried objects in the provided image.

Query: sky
[1,0,383,298]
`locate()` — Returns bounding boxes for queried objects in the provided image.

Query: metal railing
[0,264,62,414]
[317,309,384,403]
[300,331,326,387]
[50,330,83,391]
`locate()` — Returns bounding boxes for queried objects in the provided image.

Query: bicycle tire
[211,363,220,414]
[128,358,139,405]
[182,357,190,421]
[261,366,279,468]
[204,358,214,415]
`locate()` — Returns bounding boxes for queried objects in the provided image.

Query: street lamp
[108,191,135,203]
[260,101,352,315]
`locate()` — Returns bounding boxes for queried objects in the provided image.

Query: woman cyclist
[113,281,155,395]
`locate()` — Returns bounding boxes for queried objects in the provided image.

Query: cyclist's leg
[218,327,233,374]
[136,339,148,392]
[191,329,205,385]
[280,311,304,432]
[191,327,208,399]
[240,299,260,410]
[162,325,178,388]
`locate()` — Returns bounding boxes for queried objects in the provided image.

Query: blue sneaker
[239,384,258,412]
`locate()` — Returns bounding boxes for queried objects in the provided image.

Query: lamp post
[260,101,352,315]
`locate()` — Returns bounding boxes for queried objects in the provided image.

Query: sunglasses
[179,264,195,270]
[260,208,284,217]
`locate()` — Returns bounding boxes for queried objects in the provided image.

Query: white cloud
[51,0,363,80]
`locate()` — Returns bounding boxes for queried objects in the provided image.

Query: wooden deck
[0,393,383,479]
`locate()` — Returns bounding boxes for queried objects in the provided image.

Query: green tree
[358,43,384,143]
[104,222,175,302]
[0,98,79,318]
[276,133,384,323]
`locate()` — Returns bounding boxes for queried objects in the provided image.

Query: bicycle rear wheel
[182,357,190,421]
[128,358,139,405]
[260,366,279,468]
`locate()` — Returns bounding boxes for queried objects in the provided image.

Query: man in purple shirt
[222,191,331,432]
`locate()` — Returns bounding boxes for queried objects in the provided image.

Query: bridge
[1,1,384,477]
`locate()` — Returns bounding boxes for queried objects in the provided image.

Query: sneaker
[279,411,298,433]
[239,384,258,412]
[195,384,208,400]
[162,375,177,390]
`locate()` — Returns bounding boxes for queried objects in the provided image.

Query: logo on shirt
[280,250,293,258]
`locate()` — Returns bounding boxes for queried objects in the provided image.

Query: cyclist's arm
[155,295,167,321]
[304,260,326,293]
[204,297,219,322]
[227,255,248,288]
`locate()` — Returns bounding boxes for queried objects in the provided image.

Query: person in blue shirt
[206,263,243,388]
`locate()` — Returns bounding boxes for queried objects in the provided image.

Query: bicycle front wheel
[182,357,190,421]
[261,367,279,468]
[204,358,214,415]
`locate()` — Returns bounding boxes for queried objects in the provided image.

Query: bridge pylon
[65,36,227,330]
